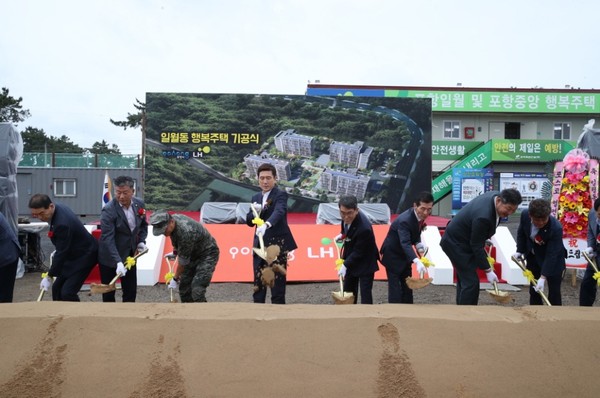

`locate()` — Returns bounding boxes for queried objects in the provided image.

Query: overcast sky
[2,0,598,154]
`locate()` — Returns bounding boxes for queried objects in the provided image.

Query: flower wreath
[557,149,592,240]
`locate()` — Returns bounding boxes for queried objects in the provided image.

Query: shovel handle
[109,273,122,286]
[37,288,45,302]
[510,255,552,306]
[582,251,600,273]
[133,247,149,260]
[493,281,500,295]
[338,275,345,298]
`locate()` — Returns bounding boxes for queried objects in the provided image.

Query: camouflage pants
[179,246,219,302]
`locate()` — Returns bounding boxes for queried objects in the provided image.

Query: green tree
[21,127,83,153]
[0,87,31,123]
[89,140,121,154]
[110,98,145,130]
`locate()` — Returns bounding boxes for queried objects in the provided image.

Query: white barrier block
[135,226,165,286]
[421,226,454,285]
[491,226,528,285]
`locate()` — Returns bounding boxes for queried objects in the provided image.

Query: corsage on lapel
[47,229,54,239]
[534,234,545,245]
[596,233,600,245]
[263,198,273,211]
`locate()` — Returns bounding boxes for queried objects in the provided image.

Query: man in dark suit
[29,194,98,301]
[514,198,565,305]
[0,211,20,302]
[380,192,434,303]
[98,176,148,302]
[440,188,522,305]
[580,197,600,306]
[336,195,380,304]
[246,163,297,304]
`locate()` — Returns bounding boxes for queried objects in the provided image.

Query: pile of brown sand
[0,303,598,397]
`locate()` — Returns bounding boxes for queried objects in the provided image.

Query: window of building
[553,122,571,140]
[53,179,76,197]
[443,121,461,139]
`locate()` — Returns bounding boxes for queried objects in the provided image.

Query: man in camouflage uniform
[150,210,219,302]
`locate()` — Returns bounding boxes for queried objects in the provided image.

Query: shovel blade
[405,277,432,290]
[487,290,513,304]
[331,291,355,305]
[89,283,117,294]
[253,247,268,260]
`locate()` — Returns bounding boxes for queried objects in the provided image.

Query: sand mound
[0,303,598,397]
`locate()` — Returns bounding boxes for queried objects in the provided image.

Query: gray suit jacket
[440,191,499,271]
[98,197,148,268]
[587,208,599,252]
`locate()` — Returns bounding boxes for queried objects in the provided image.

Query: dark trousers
[179,246,219,303]
[99,263,137,302]
[527,256,562,306]
[454,265,480,305]
[579,264,598,306]
[343,273,375,304]
[0,260,18,303]
[252,252,287,304]
[385,264,413,304]
[52,265,94,302]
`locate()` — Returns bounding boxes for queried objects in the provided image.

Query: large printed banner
[145,93,432,215]
[158,224,393,282]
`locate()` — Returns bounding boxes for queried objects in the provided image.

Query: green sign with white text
[432,141,481,160]
[490,139,575,162]
[384,90,600,113]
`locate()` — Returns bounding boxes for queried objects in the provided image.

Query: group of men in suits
[440,189,569,306]
[341,187,576,307]
[20,167,597,307]
[28,176,148,302]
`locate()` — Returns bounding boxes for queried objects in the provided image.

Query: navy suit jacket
[98,197,148,268]
[0,212,20,268]
[516,210,566,277]
[380,208,422,273]
[48,203,98,278]
[340,210,379,277]
[440,191,499,271]
[246,186,297,253]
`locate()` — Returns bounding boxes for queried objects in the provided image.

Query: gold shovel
[405,246,433,290]
[328,237,354,304]
[89,248,149,294]
[250,205,268,261]
[510,255,552,306]
[484,242,512,304]
[164,254,178,303]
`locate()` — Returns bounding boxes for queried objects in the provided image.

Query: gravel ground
[12,215,584,306]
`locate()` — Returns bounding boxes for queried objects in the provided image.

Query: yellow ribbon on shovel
[250,206,268,260]
[510,255,552,306]
[581,251,600,287]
